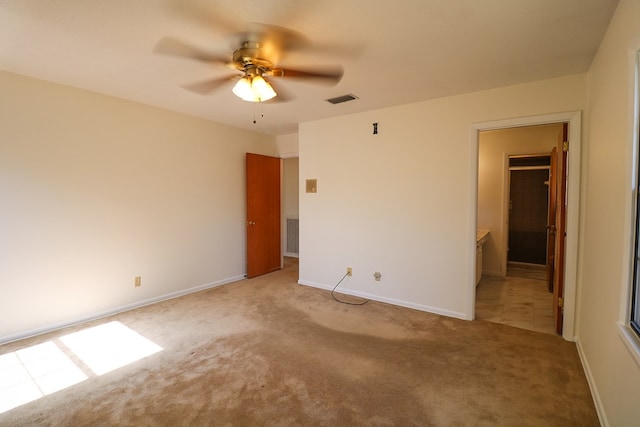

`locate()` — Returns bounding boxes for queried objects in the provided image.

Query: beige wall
[578,0,640,425]
[299,74,586,319]
[0,70,276,342]
[478,124,563,276]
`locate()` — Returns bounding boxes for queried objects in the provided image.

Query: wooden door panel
[246,153,281,278]
[547,147,557,292]
[553,124,568,335]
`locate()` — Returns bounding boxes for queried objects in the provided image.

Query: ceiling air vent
[326,94,359,105]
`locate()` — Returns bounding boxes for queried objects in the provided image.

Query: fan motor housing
[232,42,273,73]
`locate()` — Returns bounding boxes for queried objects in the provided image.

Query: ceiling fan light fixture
[232,77,255,101]
[232,74,277,102]
[251,75,276,102]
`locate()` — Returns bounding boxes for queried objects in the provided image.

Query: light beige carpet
[0,258,598,426]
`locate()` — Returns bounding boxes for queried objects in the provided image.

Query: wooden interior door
[546,147,558,292]
[553,124,569,334]
[246,153,281,278]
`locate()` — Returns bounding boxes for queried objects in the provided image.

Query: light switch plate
[306,179,317,193]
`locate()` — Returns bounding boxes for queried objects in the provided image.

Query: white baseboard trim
[284,252,299,258]
[298,279,467,320]
[483,270,505,278]
[0,274,246,345]
[575,338,609,427]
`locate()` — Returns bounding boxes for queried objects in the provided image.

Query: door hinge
[558,296,564,308]
[563,141,569,152]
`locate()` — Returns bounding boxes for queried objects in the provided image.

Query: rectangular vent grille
[286,217,299,254]
[326,94,359,104]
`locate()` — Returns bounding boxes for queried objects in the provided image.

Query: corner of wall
[276,132,299,158]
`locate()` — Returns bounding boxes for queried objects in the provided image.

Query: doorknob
[246,221,256,226]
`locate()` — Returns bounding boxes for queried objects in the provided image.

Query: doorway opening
[476,128,559,335]
[508,155,551,266]
[282,157,299,259]
[470,112,581,341]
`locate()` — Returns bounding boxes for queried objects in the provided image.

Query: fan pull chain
[252,102,265,124]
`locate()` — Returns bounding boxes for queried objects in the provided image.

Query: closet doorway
[508,155,551,266]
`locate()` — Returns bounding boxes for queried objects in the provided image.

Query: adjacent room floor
[475,264,556,335]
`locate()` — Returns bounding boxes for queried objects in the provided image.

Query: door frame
[469,111,581,341]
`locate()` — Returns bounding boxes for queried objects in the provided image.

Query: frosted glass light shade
[232,75,277,102]
[251,75,276,102]
[232,77,255,101]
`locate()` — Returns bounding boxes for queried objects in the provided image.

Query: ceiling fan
[153,23,344,103]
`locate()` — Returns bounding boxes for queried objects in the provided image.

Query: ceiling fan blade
[263,79,295,103]
[268,66,344,84]
[170,2,242,36]
[153,37,229,65]
[239,23,310,50]
[181,75,239,95]
[225,23,311,65]
[169,2,319,50]
[303,41,364,59]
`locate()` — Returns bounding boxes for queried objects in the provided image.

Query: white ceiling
[0,0,619,135]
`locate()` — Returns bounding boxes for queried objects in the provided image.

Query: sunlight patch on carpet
[60,321,163,375]
[0,341,87,414]
[0,321,162,414]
